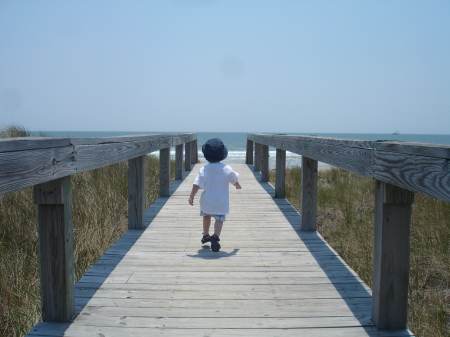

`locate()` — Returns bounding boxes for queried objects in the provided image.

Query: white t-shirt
[193,162,239,215]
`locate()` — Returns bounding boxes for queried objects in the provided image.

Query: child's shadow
[187,246,240,259]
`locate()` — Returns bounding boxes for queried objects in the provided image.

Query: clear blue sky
[1,0,449,134]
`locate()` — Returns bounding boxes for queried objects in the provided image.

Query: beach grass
[0,126,175,336]
[270,166,449,337]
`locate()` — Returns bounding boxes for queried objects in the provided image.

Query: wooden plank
[171,133,196,146]
[248,133,376,150]
[28,324,414,337]
[128,156,146,229]
[372,181,414,330]
[254,142,261,171]
[246,139,254,164]
[374,150,450,202]
[0,146,75,194]
[0,137,71,152]
[301,156,318,231]
[175,144,183,180]
[34,177,74,322]
[184,141,191,171]
[73,139,162,173]
[274,148,286,198]
[0,134,196,195]
[26,164,414,337]
[376,140,450,159]
[261,144,269,182]
[159,148,170,197]
[248,134,374,178]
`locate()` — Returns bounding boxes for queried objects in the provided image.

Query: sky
[0,0,449,134]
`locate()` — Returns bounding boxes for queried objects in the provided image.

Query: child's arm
[233,181,242,189]
[189,184,200,205]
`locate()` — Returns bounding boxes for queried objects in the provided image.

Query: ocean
[32,131,450,168]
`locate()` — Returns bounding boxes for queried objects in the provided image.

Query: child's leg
[214,220,223,237]
[203,215,211,235]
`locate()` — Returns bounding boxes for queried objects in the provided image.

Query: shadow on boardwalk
[27,171,191,336]
[250,167,374,326]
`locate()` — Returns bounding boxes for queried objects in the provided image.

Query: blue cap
[202,138,228,162]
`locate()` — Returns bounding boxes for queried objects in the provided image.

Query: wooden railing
[246,133,450,330]
[0,133,197,322]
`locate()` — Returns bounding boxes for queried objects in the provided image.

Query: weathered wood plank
[274,148,286,198]
[175,144,183,180]
[0,134,196,195]
[376,140,450,159]
[73,139,162,173]
[159,148,170,197]
[374,150,450,202]
[26,164,413,337]
[184,141,191,171]
[28,324,414,337]
[246,139,254,164]
[301,156,318,231]
[372,181,414,330]
[0,146,75,194]
[0,137,71,152]
[128,156,146,230]
[34,177,74,322]
[254,142,261,171]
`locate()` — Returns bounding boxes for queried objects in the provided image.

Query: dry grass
[0,124,31,138]
[0,126,174,336]
[270,166,449,337]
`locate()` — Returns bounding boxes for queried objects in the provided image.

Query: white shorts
[200,211,226,222]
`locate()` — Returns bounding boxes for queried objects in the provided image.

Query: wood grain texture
[34,177,74,322]
[159,148,170,197]
[184,141,191,171]
[0,137,71,152]
[27,164,414,336]
[246,139,254,164]
[254,142,261,172]
[248,133,450,203]
[175,144,183,180]
[128,156,146,230]
[261,144,269,182]
[0,134,196,195]
[372,181,413,330]
[274,148,286,198]
[249,133,374,178]
[301,156,318,231]
[374,151,450,202]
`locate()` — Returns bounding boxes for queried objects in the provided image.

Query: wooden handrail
[247,133,450,202]
[0,133,197,195]
[0,133,197,323]
[247,132,449,331]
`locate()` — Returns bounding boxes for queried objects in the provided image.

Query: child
[188,138,241,252]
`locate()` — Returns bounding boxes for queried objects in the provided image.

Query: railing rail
[0,133,197,322]
[247,133,449,330]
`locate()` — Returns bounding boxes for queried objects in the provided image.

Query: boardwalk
[28,164,414,337]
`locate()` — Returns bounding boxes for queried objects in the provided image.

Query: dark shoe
[201,234,211,244]
[210,234,221,252]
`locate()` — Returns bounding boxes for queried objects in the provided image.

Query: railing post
[34,176,74,322]
[254,143,261,172]
[175,144,183,180]
[300,156,318,231]
[185,141,192,171]
[275,148,286,198]
[246,139,254,165]
[192,139,198,163]
[128,155,146,229]
[261,145,269,182]
[159,147,171,197]
[372,181,414,330]
[191,140,197,165]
